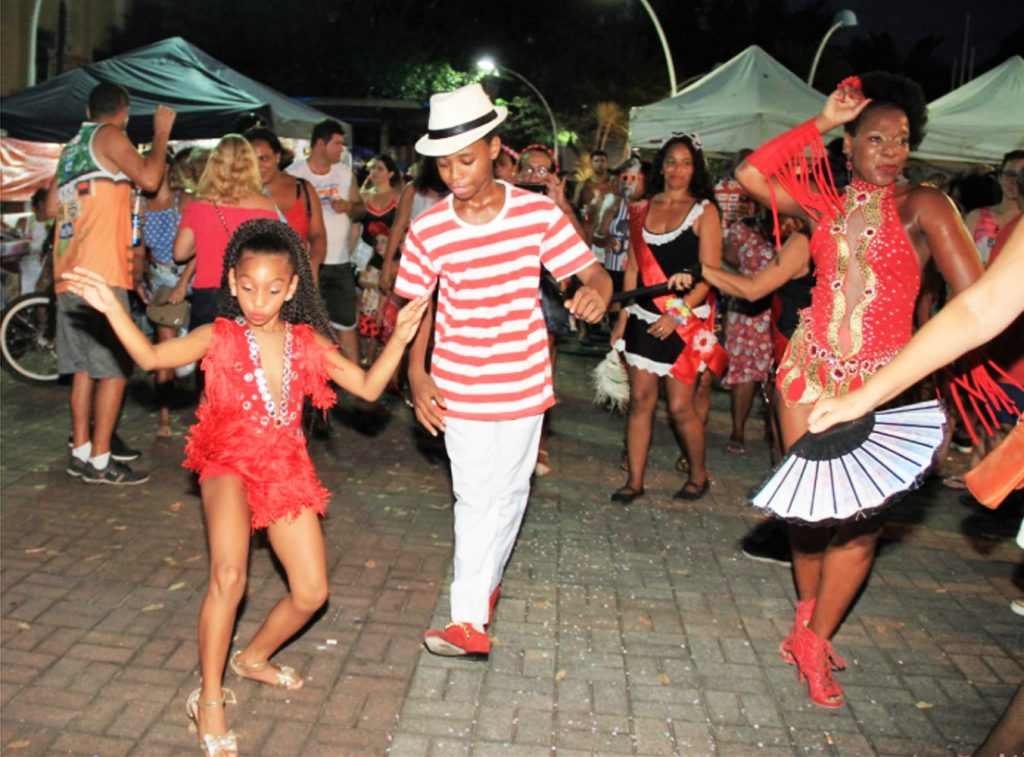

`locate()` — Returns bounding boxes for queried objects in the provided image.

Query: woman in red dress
[735,73,983,708]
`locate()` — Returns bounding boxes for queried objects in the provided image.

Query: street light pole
[477,57,559,155]
[807,9,858,88]
[637,0,678,96]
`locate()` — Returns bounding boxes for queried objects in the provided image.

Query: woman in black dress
[610,134,727,502]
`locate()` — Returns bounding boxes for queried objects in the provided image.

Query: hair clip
[664,131,703,151]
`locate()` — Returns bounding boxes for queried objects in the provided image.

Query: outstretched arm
[808,223,1024,431]
[61,267,210,370]
[318,294,429,401]
[677,232,810,301]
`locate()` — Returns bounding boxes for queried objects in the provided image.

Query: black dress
[618,201,707,376]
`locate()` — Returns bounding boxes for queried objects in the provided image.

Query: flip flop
[725,440,746,454]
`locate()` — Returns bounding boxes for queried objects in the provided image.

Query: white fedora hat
[415,83,508,157]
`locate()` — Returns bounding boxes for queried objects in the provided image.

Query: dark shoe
[66,455,87,478]
[610,485,645,504]
[110,432,141,462]
[740,520,792,566]
[423,622,490,658]
[673,479,709,500]
[66,432,141,462]
[82,460,150,486]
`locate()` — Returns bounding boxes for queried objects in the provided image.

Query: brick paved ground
[2,344,1022,756]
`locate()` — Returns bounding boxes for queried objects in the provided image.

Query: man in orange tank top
[46,83,175,485]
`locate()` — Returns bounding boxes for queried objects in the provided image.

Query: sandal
[790,625,845,708]
[779,599,847,670]
[610,485,645,504]
[229,649,303,690]
[156,424,173,439]
[724,439,746,454]
[186,688,237,757]
[673,478,709,500]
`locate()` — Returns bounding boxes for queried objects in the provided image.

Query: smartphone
[515,182,547,195]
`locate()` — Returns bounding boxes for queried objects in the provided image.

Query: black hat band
[428,110,500,140]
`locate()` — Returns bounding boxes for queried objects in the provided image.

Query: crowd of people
[13,72,1022,755]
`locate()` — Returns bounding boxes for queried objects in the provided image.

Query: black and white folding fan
[749,400,947,525]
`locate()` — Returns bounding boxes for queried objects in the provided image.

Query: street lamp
[807,9,858,88]
[477,56,559,154]
[637,0,678,96]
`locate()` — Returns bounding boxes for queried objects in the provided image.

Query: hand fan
[749,400,947,524]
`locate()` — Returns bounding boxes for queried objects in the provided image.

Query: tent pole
[27,0,43,86]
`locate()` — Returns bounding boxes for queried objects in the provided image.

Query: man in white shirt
[288,119,365,359]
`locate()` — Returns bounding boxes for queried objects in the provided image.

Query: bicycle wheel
[1,293,59,385]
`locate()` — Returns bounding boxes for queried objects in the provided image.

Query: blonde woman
[173,135,278,328]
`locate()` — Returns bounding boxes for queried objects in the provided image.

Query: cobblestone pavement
[2,345,1022,756]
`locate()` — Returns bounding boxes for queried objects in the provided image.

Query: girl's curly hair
[217,219,335,340]
[846,71,929,151]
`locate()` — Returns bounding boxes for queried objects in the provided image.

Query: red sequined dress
[777,179,921,403]
[184,318,337,529]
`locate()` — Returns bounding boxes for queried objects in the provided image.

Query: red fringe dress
[184,318,336,530]
[749,119,1020,437]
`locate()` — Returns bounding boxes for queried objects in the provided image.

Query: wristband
[664,295,692,325]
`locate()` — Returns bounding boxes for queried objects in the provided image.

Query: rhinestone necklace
[240,318,294,427]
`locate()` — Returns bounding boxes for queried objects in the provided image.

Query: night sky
[806,0,1021,69]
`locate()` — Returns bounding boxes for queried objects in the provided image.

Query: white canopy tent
[914,56,1024,165]
[629,46,827,156]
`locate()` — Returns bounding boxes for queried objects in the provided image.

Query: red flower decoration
[838,76,863,94]
[367,221,390,238]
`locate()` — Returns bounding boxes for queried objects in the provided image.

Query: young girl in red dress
[62,219,428,757]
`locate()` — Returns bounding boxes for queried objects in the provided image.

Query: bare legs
[727,380,759,449]
[195,475,327,739]
[155,324,177,436]
[335,327,359,365]
[70,372,127,455]
[778,398,882,641]
[621,367,707,492]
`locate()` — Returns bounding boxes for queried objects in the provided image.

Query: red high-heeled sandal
[790,624,845,708]
[780,598,847,670]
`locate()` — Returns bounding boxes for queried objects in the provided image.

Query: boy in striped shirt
[395,84,612,657]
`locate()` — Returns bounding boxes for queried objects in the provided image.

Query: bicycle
[1,291,59,385]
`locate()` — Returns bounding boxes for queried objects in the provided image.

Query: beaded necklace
[239,318,296,427]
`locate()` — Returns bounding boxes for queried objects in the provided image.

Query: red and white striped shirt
[395,182,596,420]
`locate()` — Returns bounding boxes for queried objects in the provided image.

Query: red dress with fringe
[184,318,336,530]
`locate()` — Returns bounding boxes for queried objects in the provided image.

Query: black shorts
[319,264,357,331]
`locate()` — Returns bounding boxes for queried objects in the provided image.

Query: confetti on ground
[555,670,567,682]
[916,701,934,709]
[142,603,164,612]
[168,582,186,591]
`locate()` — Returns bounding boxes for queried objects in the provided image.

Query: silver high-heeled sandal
[186,688,238,757]
[229,649,303,690]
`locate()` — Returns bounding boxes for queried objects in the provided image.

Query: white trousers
[444,414,543,626]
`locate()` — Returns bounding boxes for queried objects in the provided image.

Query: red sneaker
[486,585,501,627]
[423,622,491,657]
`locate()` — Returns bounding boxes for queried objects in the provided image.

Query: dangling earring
[845,158,853,171]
